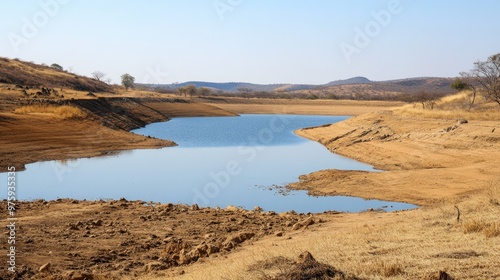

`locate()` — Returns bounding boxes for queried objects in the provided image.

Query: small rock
[204,233,214,239]
[297,251,316,263]
[163,237,174,243]
[226,205,239,212]
[191,204,200,210]
[457,119,468,125]
[68,271,94,280]
[223,232,255,246]
[145,261,167,272]
[275,231,284,237]
[292,217,315,230]
[39,262,51,272]
[253,206,263,212]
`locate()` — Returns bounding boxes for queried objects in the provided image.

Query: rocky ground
[0,199,328,279]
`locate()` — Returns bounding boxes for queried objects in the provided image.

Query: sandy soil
[291,110,500,206]
[201,97,404,116]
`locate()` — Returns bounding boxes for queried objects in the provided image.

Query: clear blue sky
[1,0,499,85]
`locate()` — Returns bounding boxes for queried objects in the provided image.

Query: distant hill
[141,77,375,93]
[165,81,291,92]
[0,57,111,92]
[325,76,372,86]
[0,57,454,99]
[141,76,454,99]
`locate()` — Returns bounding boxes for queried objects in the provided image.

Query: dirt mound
[252,251,360,280]
[424,271,454,280]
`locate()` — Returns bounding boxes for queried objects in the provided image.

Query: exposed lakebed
[3,114,416,213]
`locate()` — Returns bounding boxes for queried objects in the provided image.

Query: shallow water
[1,114,416,213]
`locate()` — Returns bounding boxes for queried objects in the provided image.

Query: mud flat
[200,97,404,116]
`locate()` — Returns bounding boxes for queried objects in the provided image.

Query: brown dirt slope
[0,57,111,92]
[0,97,236,170]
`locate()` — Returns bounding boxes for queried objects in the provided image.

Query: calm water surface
[1,115,416,213]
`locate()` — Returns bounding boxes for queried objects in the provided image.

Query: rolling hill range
[141,76,455,99]
[0,57,455,100]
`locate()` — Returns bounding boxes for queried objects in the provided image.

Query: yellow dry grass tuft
[462,220,500,238]
[483,223,500,238]
[365,260,404,277]
[462,219,485,234]
[14,105,87,119]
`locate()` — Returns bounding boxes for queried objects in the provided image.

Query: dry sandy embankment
[0,97,236,170]
[291,110,500,206]
[200,97,404,116]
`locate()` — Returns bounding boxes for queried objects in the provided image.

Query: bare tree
[178,85,197,98]
[417,92,439,110]
[177,87,188,97]
[92,71,107,82]
[186,84,197,98]
[458,72,478,110]
[464,53,500,106]
[199,87,211,96]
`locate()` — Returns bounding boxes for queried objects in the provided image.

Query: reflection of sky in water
[0,115,416,213]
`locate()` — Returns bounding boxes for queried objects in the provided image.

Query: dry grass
[462,219,500,238]
[14,105,87,119]
[395,106,500,120]
[363,261,404,278]
[394,91,500,120]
